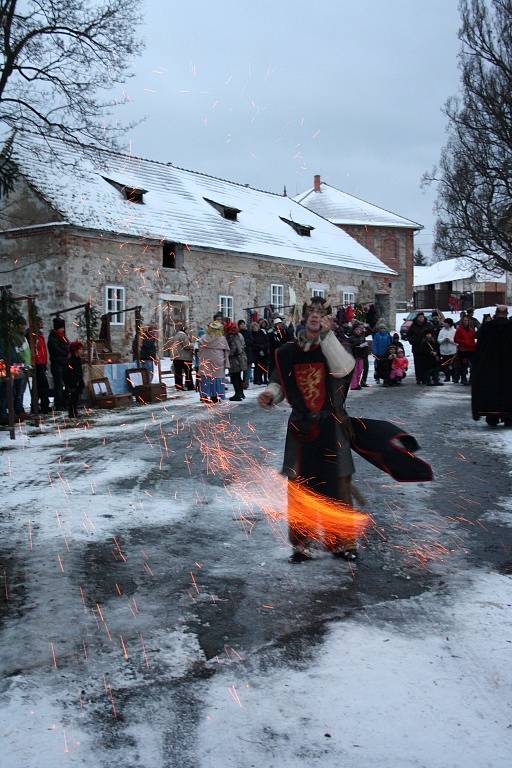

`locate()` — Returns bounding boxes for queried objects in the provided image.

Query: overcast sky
[116,0,462,257]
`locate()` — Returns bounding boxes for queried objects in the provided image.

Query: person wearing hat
[258,296,359,562]
[47,317,69,410]
[258,296,434,562]
[268,316,290,376]
[197,321,230,403]
[64,341,85,419]
[252,320,270,385]
[224,321,247,401]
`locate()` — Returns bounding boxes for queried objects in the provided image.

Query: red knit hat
[69,341,83,353]
[224,321,238,335]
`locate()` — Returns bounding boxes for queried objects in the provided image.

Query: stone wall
[1,226,399,356]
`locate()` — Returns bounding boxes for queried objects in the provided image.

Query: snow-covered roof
[414,258,506,287]
[294,181,422,229]
[7,135,395,276]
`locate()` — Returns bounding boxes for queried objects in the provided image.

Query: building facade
[294,175,422,312]
[413,259,506,311]
[1,138,397,357]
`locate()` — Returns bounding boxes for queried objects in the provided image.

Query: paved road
[1,378,511,767]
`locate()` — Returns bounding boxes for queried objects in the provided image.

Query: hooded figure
[471,307,512,426]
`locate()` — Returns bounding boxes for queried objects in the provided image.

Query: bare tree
[423,0,512,273]
[0,0,143,194]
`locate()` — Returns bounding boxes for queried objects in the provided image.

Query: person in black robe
[64,341,85,419]
[258,297,433,564]
[471,306,512,426]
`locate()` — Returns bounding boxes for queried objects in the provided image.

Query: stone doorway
[160,298,188,357]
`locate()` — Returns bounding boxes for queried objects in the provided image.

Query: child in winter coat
[389,348,409,384]
[64,341,85,418]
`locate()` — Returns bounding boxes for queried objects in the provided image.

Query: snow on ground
[2,351,512,767]
[199,571,512,768]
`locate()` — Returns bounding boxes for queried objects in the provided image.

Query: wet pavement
[1,379,511,767]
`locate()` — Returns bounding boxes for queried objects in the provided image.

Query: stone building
[0,137,396,357]
[294,175,423,311]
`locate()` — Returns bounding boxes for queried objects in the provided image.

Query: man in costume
[258,297,432,563]
[471,306,512,427]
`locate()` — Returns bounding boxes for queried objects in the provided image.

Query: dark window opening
[102,177,147,204]
[280,216,314,237]
[203,197,241,221]
[163,242,177,268]
[124,187,145,204]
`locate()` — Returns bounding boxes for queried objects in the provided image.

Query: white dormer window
[103,177,147,204]
[204,197,240,221]
[280,216,314,237]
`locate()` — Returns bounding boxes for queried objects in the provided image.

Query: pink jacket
[391,356,409,372]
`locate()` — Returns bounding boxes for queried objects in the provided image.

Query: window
[105,285,125,325]
[271,284,284,312]
[343,291,355,305]
[279,216,314,237]
[312,288,326,299]
[103,177,147,204]
[204,197,241,221]
[163,242,176,268]
[219,295,234,320]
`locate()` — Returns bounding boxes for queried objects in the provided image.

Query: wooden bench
[89,377,133,409]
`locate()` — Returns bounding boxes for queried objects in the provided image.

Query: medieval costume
[471,311,512,426]
[263,297,432,563]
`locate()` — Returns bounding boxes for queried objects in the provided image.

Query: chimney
[314,174,321,192]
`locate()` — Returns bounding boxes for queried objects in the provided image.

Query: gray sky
[117,0,461,257]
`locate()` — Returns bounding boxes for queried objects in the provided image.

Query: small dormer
[203,197,240,221]
[280,216,314,237]
[103,177,147,204]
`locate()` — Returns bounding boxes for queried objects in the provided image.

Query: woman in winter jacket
[437,318,457,382]
[407,313,433,384]
[348,324,369,390]
[225,322,248,401]
[251,321,270,385]
[454,316,476,385]
[169,324,194,391]
[198,321,230,403]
